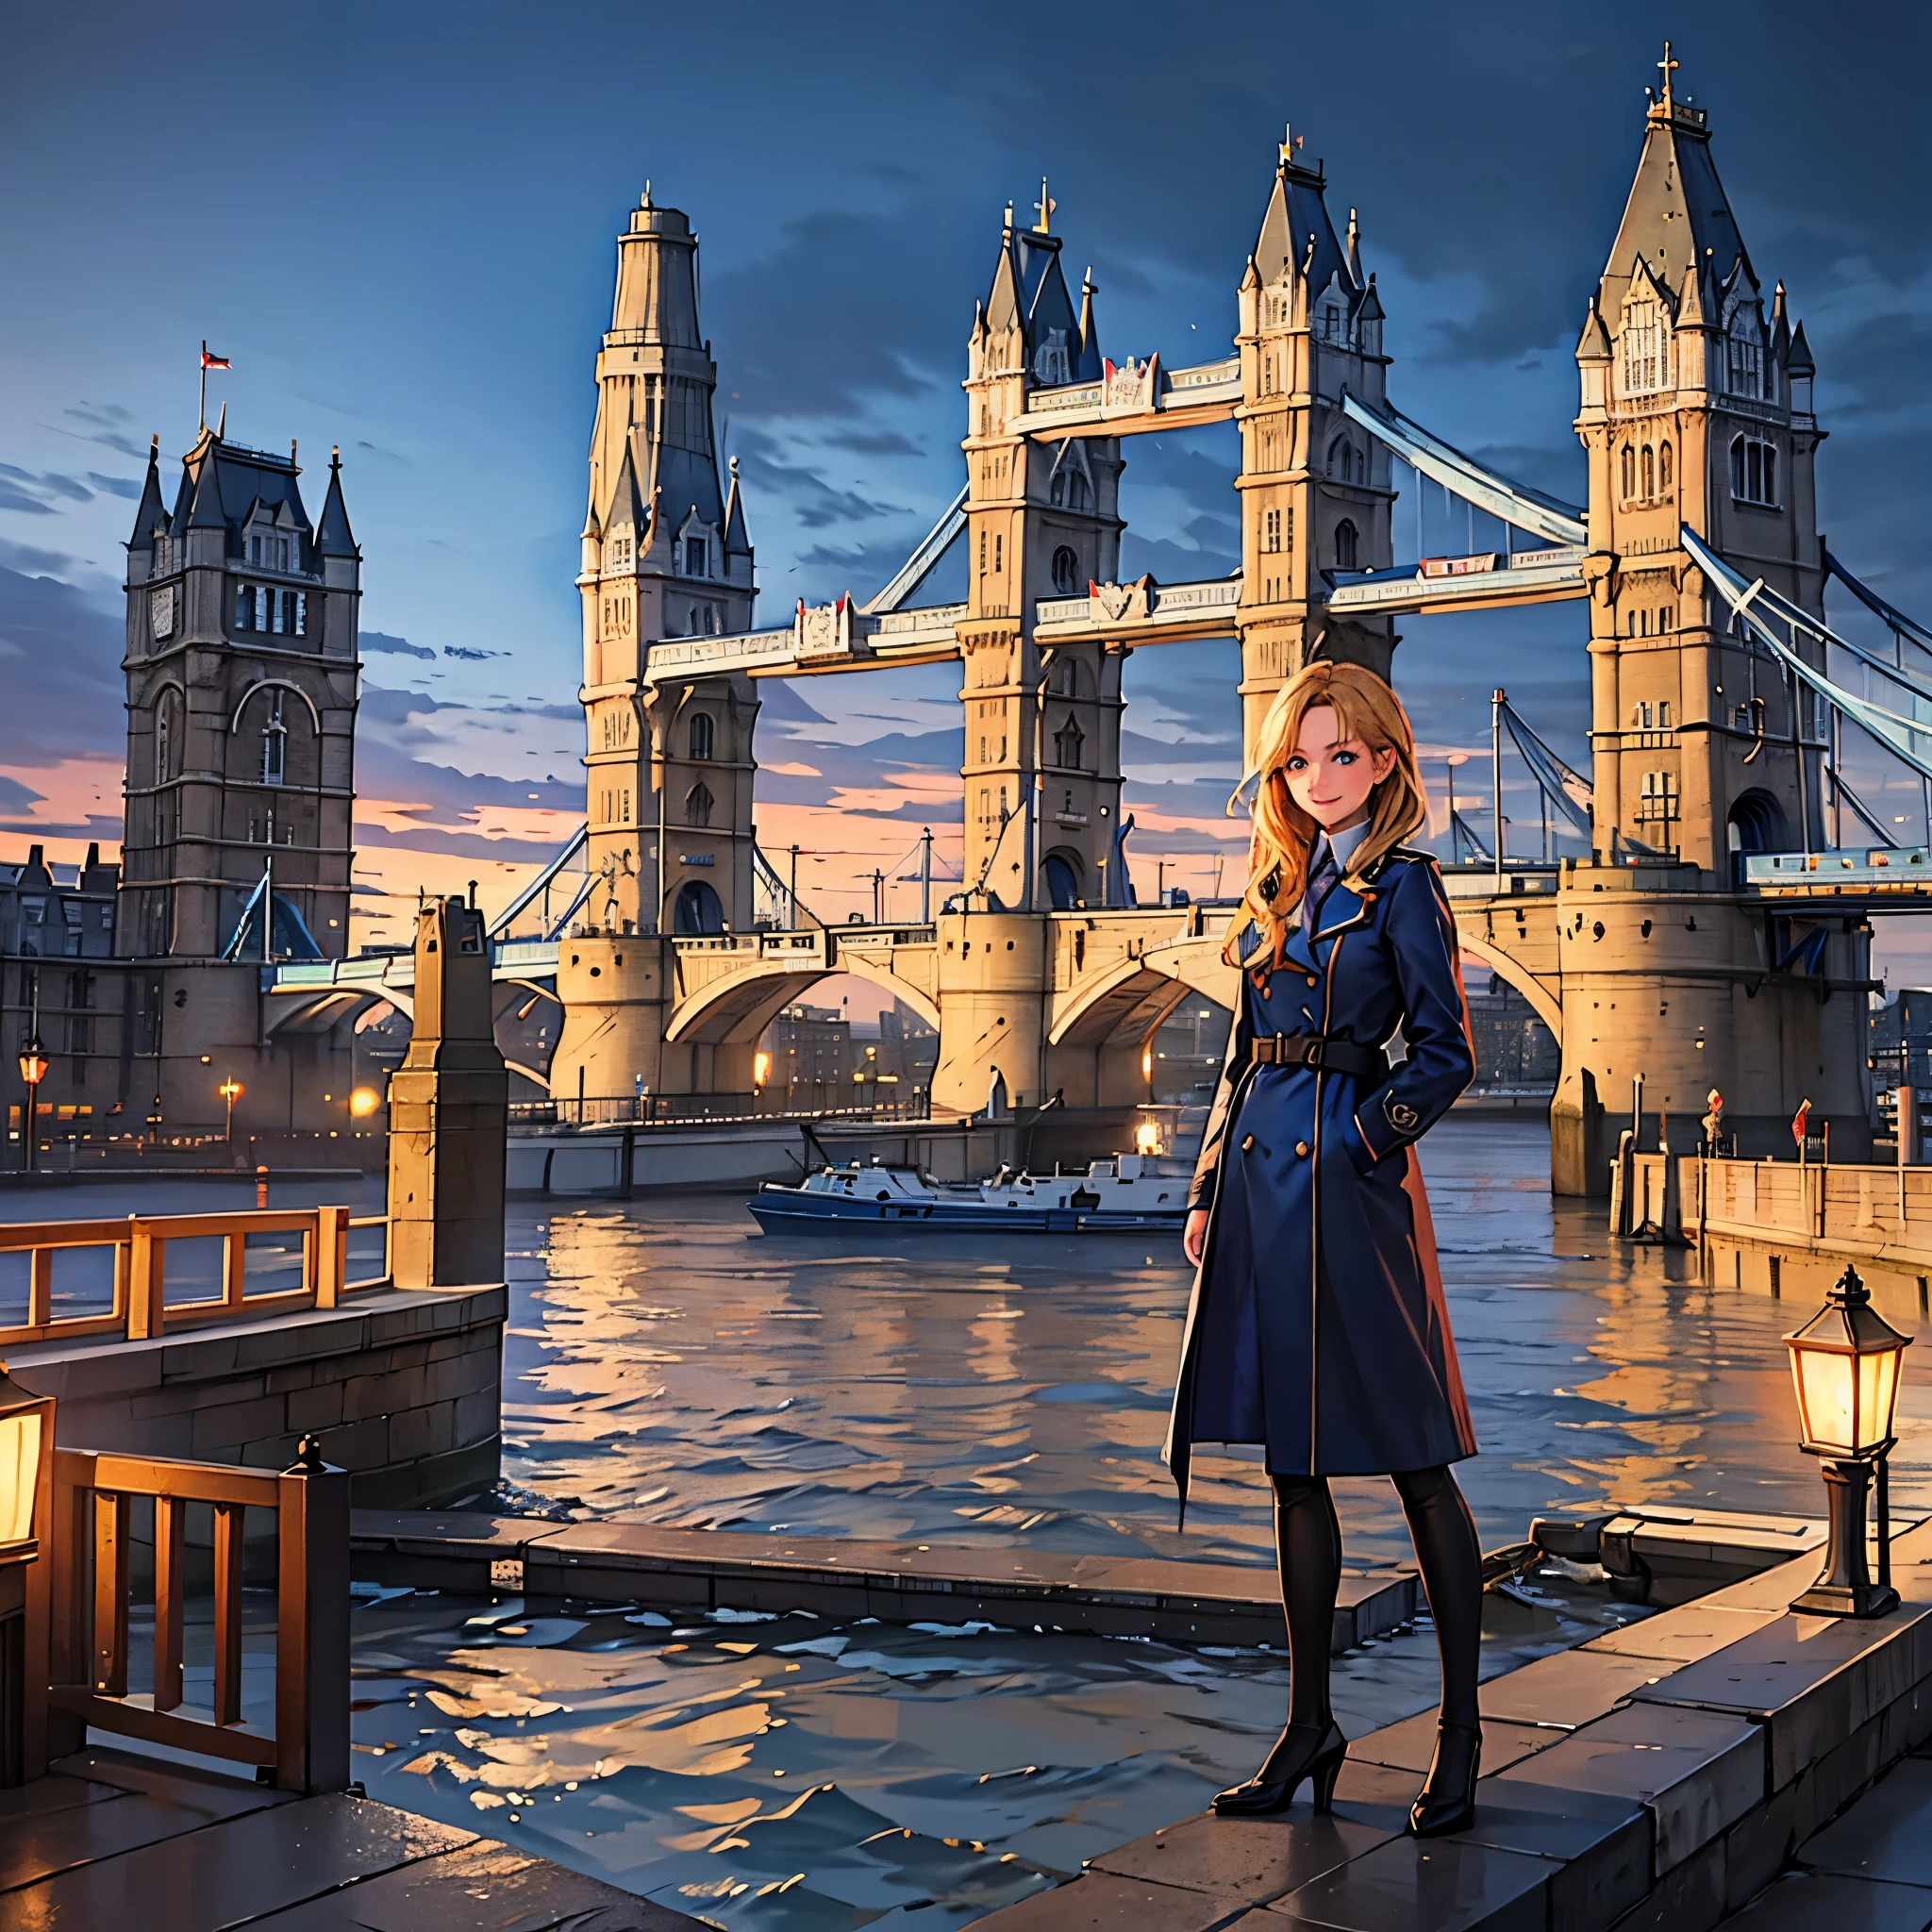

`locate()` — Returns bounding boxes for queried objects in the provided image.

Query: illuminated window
[688,712,715,761]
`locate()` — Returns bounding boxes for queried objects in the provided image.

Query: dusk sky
[3,2,1926,965]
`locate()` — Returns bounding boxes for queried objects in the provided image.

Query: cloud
[359,629,437,659]
[819,427,926,458]
[442,644,507,660]
[0,565,123,767]
[732,434,908,531]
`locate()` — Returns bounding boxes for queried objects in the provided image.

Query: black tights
[1273,1465,1482,1730]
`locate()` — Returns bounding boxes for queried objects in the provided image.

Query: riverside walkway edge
[349,1509,1418,1651]
[963,1522,1932,1931]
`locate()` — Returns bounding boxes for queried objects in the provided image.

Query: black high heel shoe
[1408,1720,1480,1837]
[1211,1719,1348,1818]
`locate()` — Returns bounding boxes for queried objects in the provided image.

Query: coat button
[1241,1134,1256,1153]
[1295,1141,1309,1158]
[1305,974,1317,987]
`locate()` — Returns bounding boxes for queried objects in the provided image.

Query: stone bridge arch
[666,945,941,1047]
[1044,932,1238,1108]
[1450,908,1563,1041]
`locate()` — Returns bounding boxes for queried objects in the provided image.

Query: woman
[1166,660,1484,1836]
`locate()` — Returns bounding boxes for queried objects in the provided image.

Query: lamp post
[1784,1264,1911,1618]
[0,1364,55,1785]
[15,1035,48,1177]
[219,1076,243,1148]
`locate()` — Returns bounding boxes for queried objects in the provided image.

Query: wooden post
[211,1503,244,1726]
[26,1249,52,1330]
[125,1223,162,1340]
[152,1494,184,1712]
[313,1206,345,1309]
[91,1492,128,1696]
[275,1436,350,1792]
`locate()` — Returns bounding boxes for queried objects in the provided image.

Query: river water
[25,1119,1932,1927]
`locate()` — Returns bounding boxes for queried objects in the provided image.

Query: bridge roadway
[268,847,1926,1096]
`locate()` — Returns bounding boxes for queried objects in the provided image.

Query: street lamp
[218,1076,243,1147]
[15,1035,48,1177]
[1784,1264,1911,1618]
[0,1364,55,1785]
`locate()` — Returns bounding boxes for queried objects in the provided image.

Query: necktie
[1303,841,1340,941]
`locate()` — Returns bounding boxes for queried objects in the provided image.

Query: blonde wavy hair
[1223,662,1429,970]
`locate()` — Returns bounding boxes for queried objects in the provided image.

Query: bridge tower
[1548,62,1868,1191]
[1234,133,1395,765]
[121,430,360,962]
[958,199,1124,915]
[552,189,760,1108]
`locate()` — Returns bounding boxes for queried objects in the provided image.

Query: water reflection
[505,1118,1932,1570]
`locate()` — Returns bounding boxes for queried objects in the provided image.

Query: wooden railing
[42,1440,349,1791]
[0,1207,382,1349]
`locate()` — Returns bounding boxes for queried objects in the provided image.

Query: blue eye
[1334,750,1357,764]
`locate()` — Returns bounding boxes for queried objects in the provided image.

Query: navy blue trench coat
[1164,845,1478,1515]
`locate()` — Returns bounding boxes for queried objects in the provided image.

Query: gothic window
[260,691,287,788]
[1053,715,1084,770]
[236,584,254,630]
[1335,520,1358,571]
[1730,435,1779,506]
[685,781,714,827]
[1638,769,1679,830]
[155,693,177,785]
[684,537,708,577]
[689,606,701,635]
[978,787,991,828]
[1658,441,1673,497]
[1641,444,1655,499]
[1326,438,1348,479]
[993,534,1003,574]
[688,712,715,761]
[1068,471,1088,511]
[1622,300,1665,395]
[978,531,987,575]
[1262,507,1282,553]
[1052,545,1078,594]
[1034,328,1071,384]
[1726,313,1763,398]
[1620,445,1636,502]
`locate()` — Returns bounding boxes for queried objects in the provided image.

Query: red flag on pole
[200,349,231,370]
[1791,1097,1811,1158]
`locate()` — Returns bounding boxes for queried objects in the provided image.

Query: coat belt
[1249,1032,1385,1080]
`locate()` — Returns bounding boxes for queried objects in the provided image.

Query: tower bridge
[313,58,1915,1195]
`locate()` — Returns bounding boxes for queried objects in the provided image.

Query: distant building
[1150,1002,1230,1105]
[764,1004,852,1106]
[1868,991,1932,1091]
[1466,976,1559,1093]
[0,843,118,958]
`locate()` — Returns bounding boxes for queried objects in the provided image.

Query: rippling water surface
[339,1117,1932,1925]
[30,1119,1932,1926]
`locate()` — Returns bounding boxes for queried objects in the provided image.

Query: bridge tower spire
[553,188,762,1111]
[1233,129,1394,768]
[1546,59,1865,1191]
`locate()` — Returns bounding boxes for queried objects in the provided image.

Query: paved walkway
[0,1743,694,1928]
[967,1525,1932,1931]
[1719,1745,1932,1928]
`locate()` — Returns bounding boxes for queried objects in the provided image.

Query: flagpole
[200,340,207,430]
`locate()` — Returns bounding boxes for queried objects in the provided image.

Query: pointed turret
[1770,281,1791,361]
[1253,130,1354,295]
[723,455,751,558]
[315,446,358,558]
[1357,271,1385,325]
[984,218,1024,338]
[1575,296,1613,363]
[186,438,227,529]
[1074,267,1101,380]
[588,188,724,541]
[1676,257,1707,327]
[1345,207,1362,283]
[1596,58,1748,333]
[127,435,166,548]
[1787,318,1814,376]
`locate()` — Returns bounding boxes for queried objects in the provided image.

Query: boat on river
[749,1153,1191,1235]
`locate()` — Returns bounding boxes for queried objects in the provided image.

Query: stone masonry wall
[8,1284,504,1509]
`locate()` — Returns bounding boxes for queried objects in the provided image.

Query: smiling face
[1278,703,1397,833]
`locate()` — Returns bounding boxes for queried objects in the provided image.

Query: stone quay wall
[8,1284,504,1509]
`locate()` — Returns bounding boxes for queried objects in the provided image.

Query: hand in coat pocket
[1184,1208,1209,1268]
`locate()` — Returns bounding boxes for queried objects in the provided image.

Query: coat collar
[1311,876,1375,941]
